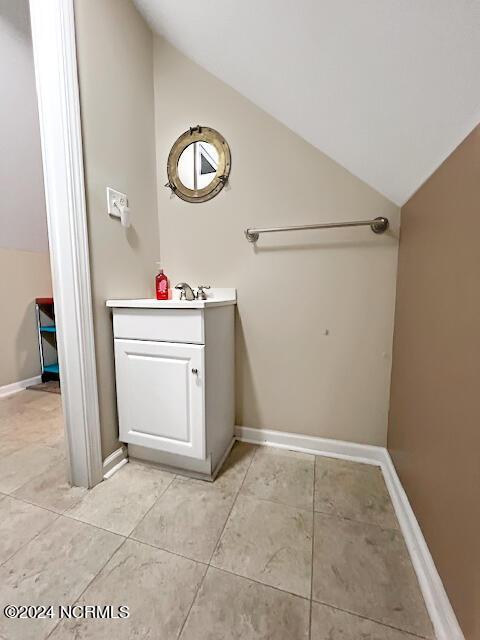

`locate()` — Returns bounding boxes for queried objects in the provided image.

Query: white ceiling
[135,0,480,205]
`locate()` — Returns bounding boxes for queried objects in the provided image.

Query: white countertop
[106,288,236,309]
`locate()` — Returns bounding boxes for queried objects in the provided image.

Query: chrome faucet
[175,282,195,301]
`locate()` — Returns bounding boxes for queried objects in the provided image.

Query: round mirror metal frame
[166,126,231,203]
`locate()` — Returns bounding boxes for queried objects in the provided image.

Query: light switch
[107,187,130,227]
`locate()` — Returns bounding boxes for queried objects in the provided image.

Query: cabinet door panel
[114,339,205,459]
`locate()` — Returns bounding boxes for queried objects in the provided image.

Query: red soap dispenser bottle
[155,264,169,300]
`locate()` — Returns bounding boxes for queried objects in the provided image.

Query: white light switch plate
[107,187,128,218]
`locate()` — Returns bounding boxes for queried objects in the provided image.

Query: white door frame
[29,0,103,488]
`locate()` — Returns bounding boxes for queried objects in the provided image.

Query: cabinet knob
[191,368,198,375]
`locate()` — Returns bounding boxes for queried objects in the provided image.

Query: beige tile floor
[0,390,435,640]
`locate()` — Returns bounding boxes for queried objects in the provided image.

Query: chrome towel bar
[244,216,389,243]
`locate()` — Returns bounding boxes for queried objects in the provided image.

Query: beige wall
[0,0,52,388]
[0,249,52,387]
[153,39,400,445]
[388,126,480,639]
[0,0,49,253]
[75,0,159,458]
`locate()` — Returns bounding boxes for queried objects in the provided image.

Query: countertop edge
[105,299,236,310]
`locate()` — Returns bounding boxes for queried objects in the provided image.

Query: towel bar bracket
[370,216,389,234]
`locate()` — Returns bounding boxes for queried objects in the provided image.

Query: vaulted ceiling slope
[135,0,480,205]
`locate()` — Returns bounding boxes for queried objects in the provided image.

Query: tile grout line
[100,488,316,602]
[121,473,177,539]
[310,456,401,531]
[199,448,318,604]
[176,564,209,640]
[314,463,430,640]
[311,457,430,638]
[0,447,67,498]
[7,491,83,519]
[127,536,209,568]
[190,467,399,532]
[0,508,62,569]
[202,448,317,603]
[210,564,311,601]
[129,536,314,604]
[10,492,139,543]
[312,598,432,640]
[312,506,401,533]
[238,488,316,513]
[176,445,259,640]
[60,463,177,537]
[44,537,129,640]
[4,486,85,517]
[7,459,267,568]
[4,452,69,499]
[207,445,259,566]
[0,398,73,571]
[126,532,314,605]
[61,511,134,538]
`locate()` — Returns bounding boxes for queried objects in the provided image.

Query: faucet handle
[196,285,211,300]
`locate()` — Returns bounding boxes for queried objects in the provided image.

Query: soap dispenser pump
[155,264,170,300]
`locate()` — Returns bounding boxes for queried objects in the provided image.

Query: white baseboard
[380,452,464,640]
[235,425,464,640]
[235,425,385,466]
[0,375,42,399]
[102,446,128,479]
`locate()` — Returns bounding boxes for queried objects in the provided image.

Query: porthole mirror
[166,126,231,203]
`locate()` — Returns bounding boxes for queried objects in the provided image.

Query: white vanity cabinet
[107,289,236,478]
[113,338,206,459]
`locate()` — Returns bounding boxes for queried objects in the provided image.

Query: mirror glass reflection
[177,141,219,190]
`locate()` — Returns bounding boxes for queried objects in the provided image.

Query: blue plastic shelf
[40,325,56,333]
[44,363,59,374]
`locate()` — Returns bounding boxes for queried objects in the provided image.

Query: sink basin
[106,287,236,309]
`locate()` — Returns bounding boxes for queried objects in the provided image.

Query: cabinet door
[114,339,205,459]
